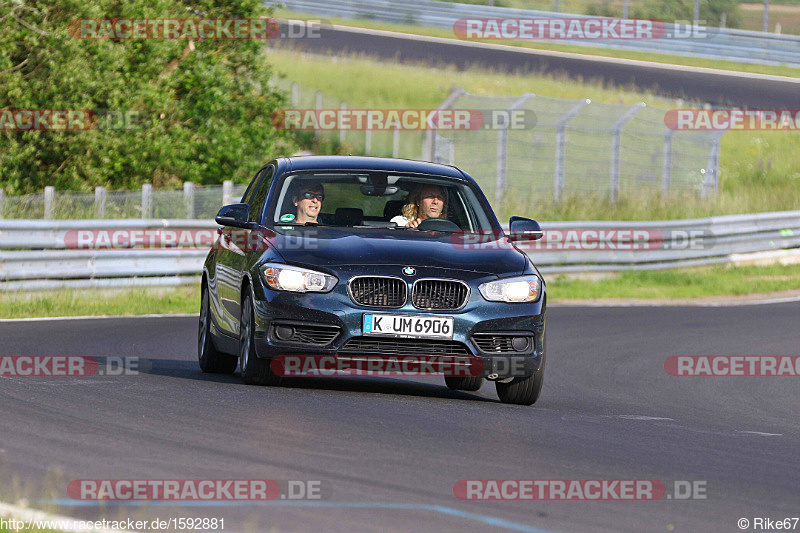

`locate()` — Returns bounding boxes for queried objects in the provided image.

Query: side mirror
[509,216,543,241]
[215,203,256,229]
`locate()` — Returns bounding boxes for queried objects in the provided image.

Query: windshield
[269,171,498,231]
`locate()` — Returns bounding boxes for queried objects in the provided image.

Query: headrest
[334,207,363,226]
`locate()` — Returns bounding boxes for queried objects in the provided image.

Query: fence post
[0,188,4,219]
[554,98,590,204]
[662,130,675,195]
[712,132,723,194]
[95,187,106,218]
[184,182,195,219]
[425,87,465,161]
[610,102,646,203]
[44,186,55,220]
[496,93,535,206]
[393,127,400,158]
[702,132,724,198]
[223,180,233,206]
[142,183,153,219]
[339,102,347,146]
[291,83,298,108]
[315,91,322,139]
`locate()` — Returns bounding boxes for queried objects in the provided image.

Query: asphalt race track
[271,24,800,108]
[1,303,799,532]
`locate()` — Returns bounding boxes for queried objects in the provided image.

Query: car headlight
[479,275,541,303]
[261,264,338,293]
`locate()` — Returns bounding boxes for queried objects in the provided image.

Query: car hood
[267,227,526,276]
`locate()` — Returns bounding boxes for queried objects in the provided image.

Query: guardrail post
[555,99,590,203]
[142,183,153,219]
[339,102,347,146]
[0,188,4,219]
[291,82,298,108]
[610,103,646,203]
[94,187,106,218]
[425,87,465,161]
[496,93,535,206]
[184,182,195,219]
[662,130,675,195]
[393,127,400,158]
[44,186,55,220]
[223,180,233,206]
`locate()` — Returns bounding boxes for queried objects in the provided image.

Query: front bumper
[250,266,545,379]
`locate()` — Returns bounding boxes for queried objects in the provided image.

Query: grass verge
[548,262,800,299]
[274,9,800,79]
[2,263,800,319]
[0,286,200,319]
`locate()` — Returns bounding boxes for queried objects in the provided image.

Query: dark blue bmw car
[199,156,546,405]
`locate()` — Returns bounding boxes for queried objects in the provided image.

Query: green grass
[549,262,800,299]
[266,48,800,221]
[0,286,200,319]
[741,3,800,33]
[1,264,800,319]
[275,9,800,79]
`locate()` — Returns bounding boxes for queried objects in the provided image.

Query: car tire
[444,375,483,391]
[198,282,238,374]
[239,292,282,386]
[495,353,545,406]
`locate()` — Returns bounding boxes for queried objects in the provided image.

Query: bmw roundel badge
[402,266,416,276]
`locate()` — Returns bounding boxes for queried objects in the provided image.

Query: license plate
[363,313,454,339]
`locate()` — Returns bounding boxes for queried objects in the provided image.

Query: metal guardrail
[1,212,799,289]
[271,0,800,67]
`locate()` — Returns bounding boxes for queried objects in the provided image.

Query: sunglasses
[300,192,325,201]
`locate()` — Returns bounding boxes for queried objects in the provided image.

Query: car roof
[279,156,471,183]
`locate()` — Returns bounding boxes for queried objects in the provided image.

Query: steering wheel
[416,218,461,232]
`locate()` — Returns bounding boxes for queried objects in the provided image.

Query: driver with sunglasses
[292,182,325,225]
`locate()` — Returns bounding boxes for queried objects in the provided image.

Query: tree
[0,0,296,194]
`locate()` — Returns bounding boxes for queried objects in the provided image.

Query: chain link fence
[426,90,724,207]
[0,85,724,219]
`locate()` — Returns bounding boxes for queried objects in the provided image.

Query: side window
[240,169,263,206]
[248,166,275,222]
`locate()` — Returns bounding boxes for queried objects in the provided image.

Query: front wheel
[239,292,282,386]
[198,283,238,374]
[495,354,545,406]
